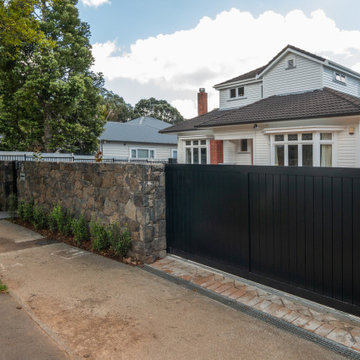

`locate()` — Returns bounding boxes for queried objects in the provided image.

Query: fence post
[24,154,26,161]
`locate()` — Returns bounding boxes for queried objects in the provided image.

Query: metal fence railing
[0,152,170,164]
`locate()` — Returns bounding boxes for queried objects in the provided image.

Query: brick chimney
[197,88,208,116]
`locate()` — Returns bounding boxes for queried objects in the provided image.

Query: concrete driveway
[0,220,344,360]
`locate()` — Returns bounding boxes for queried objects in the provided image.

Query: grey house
[99,117,178,161]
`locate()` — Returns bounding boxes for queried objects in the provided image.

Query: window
[240,139,248,152]
[272,132,334,167]
[171,149,178,159]
[229,87,245,99]
[286,56,296,69]
[184,139,208,164]
[130,148,155,159]
[335,72,346,84]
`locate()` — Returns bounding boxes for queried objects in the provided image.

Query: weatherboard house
[161,45,360,168]
[99,117,177,161]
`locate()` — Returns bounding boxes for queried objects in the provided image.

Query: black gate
[165,164,360,316]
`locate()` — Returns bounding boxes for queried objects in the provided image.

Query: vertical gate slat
[296,175,306,285]
[323,176,333,298]
[332,177,343,301]
[280,174,290,282]
[305,176,315,291]
[273,174,282,280]
[353,178,360,306]
[313,176,324,294]
[288,175,297,285]
[266,174,274,274]
[342,177,353,304]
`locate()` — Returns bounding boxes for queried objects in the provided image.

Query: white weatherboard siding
[102,142,176,160]
[223,140,252,165]
[336,125,359,167]
[263,54,323,98]
[219,82,262,110]
[323,66,360,97]
[254,130,270,165]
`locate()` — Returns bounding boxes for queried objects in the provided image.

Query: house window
[229,87,245,99]
[130,148,155,159]
[184,139,208,164]
[335,72,346,84]
[240,139,248,152]
[286,56,296,69]
[171,149,178,159]
[272,132,334,167]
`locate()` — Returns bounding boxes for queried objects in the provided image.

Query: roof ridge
[323,87,360,108]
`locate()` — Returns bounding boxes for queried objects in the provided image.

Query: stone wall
[13,161,166,263]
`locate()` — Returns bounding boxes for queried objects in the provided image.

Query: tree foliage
[100,88,134,123]
[133,97,184,124]
[0,0,104,154]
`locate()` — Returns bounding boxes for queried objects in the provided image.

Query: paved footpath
[0,292,67,360]
[148,256,360,356]
[0,218,344,360]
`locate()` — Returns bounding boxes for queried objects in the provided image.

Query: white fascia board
[178,133,214,140]
[256,49,325,78]
[263,125,345,134]
[214,78,262,90]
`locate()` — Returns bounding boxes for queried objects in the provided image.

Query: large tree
[133,97,184,124]
[100,88,134,123]
[0,0,104,154]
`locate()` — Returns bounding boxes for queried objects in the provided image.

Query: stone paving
[149,256,360,353]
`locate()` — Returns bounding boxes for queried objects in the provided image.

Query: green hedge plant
[49,204,73,236]
[71,215,89,245]
[89,219,110,251]
[32,204,47,230]
[108,223,131,257]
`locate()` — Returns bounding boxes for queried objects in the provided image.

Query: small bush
[17,200,27,221]
[89,219,109,251]
[32,205,47,230]
[72,215,89,245]
[18,201,34,222]
[48,204,72,235]
[108,223,131,257]
[7,193,17,218]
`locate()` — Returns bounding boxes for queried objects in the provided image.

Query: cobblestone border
[144,256,360,359]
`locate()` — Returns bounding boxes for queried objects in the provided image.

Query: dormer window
[335,72,346,84]
[286,56,296,69]
[230,86,245,99]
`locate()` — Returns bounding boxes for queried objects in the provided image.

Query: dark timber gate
[165,164,360,316]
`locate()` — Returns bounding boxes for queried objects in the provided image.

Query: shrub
[48,204,73,236]
[89,219,109,251]
[17,200,26,220]
[7,193,17,219]
[18,200,33,222]
[0,279,7,292]
[71,215,89,245]
[20,201,34,222]
[108,223,132,257]
[32,205,47,230]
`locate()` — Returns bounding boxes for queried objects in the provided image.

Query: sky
[77,0,360,118]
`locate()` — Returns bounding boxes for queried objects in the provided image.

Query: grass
[0,279,7,292]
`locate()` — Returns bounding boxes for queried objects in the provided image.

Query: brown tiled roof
[159,109,226,133]
[160,88,360,133]
[214,44,326,87]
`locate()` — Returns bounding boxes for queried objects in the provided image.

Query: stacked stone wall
[11,161,166,262]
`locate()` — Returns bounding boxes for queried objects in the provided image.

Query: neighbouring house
[99,117,178,161]
[161,45,360,167]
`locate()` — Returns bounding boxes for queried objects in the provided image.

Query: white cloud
[92,9,360,118]
[81,0,110,7]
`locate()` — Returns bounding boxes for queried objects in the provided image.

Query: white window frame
[184,139,209,164]
[171,149,178,159]
[270,132,335,167]
[334,72,346,84]
[229,86,245,99]
[130,147,156,160]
